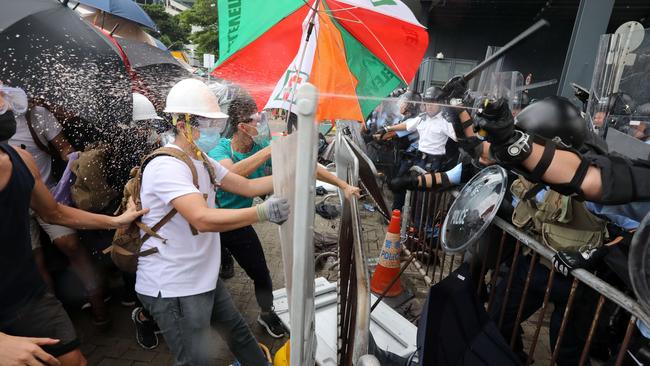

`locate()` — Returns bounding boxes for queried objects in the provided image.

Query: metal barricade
[400,188,650,366]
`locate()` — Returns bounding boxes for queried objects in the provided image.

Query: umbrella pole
[285,0,321,133]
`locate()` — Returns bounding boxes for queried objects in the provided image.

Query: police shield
[586,22,650,160]
[441,165,508,253]
[629,212,650,315]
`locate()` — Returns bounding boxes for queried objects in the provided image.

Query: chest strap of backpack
[140,147,202,237]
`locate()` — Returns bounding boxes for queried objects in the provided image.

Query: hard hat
[422,86,445,102]
[132,93,162,121]
[164,78,229,119]
[515,96,587,149]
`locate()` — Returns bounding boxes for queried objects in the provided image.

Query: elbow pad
[586,153,650,204]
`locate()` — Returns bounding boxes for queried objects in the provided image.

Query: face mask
[194,117,227,153]
[195,128,221,153]
[0,110,17,142]
[243,112,271,145]
[160,131,176,146]
[147,130,160,146]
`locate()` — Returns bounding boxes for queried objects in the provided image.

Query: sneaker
[81,294,112,310]
[131,307,159,350]
[257,310,287,338]
[91,306,112,332]
[120,291,137,307]
[220,260,235,280]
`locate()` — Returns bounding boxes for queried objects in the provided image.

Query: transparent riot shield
[475,46,503,97]
[586,22,650,160]
[441,165,508,253]
[629,213,650,316]
[472,70,524,117]
[494,71,525,114]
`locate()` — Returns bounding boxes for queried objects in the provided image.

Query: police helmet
[422,86,445,103]
[399,90,422,117]
[515,96,587,149]
[608,92,636,116]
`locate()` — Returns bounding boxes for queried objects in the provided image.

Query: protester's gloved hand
[476,98,516,145]
[442,75,468,100]
[552,246,607,276]
[389,174,420,191]
[257,196,290,224]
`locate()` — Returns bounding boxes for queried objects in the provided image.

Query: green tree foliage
[141,4,191,50]
[180,0,218,57]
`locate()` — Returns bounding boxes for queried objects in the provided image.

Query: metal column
[557,0,614,103]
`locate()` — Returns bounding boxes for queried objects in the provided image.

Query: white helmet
[132,92,162,121]
[164,78,228,119]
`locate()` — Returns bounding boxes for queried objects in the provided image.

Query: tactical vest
[511,177,607,265]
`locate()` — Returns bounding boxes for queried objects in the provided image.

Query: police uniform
[405,111,457,172]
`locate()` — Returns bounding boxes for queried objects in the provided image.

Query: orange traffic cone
[370,209,403,297]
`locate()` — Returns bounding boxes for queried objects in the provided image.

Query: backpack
[105,147,216,273]
[510,177,608,268]
[70,146,119,213]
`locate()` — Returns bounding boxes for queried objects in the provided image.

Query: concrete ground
[68,120,554,365]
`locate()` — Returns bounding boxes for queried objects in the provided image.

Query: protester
[133,78,287,365]
[0,91,147,366]
[118,93,168,349]
[9,93,110,327]
[208,89,360,338]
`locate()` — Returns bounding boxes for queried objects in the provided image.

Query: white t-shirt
[406,113,457,155]
[10,107,63,188]
[135,144,230,298]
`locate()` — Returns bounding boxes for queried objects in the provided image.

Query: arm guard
[585,153,650,204]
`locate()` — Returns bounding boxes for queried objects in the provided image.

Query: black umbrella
[115,37,191,111]
[0,0,132,126]
[115,37,182,69]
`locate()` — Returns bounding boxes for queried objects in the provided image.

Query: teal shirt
[208,138,271,208]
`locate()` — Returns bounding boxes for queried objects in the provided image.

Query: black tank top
[0,143,46,325]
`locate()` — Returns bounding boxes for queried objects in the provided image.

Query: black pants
[220,225,274,311]
[391,153,444,211]
[489,255,584,366]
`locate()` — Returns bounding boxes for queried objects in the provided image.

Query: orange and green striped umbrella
[212,0,428,122]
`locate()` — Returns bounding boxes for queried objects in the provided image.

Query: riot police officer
[476,97,650,206]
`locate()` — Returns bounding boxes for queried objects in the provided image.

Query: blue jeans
[138,280,267,366]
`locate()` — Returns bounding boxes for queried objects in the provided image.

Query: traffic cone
[370,209,403,297]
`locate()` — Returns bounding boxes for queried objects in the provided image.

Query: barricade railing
[400,187,650,366]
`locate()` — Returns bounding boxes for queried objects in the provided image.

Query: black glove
[373,126,391,140]
[552,246,608,276]
[362,131,374,143]
[389,174,419,191]
[475,98,516,145]
[442,75,468,100]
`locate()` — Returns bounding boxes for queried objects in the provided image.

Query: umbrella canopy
[114,37,190,110]
[0,0,132,126]
[75,0,157,31]
[76,3,160,47]
[212,0,428,122]
[115,37,182,69]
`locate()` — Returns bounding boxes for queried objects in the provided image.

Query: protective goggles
[195,116,227,132]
